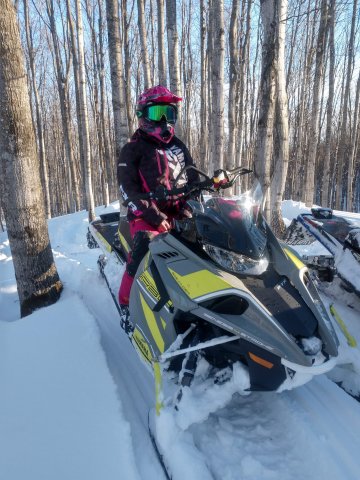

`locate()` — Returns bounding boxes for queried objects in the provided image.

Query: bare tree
[255,0,277,221]
[157,0,167,85]
[227,0,240,175]
[337,0,358,210]
[0,0,62,316]
[166,0,182,138]
[137,0,151,88]
[105,0,129,181]
[322,0,335,207]
[210,0,225,171]
[75,0,96,221]
[304,0,328,207]
[270,0,289,237]
[23,0,51,218]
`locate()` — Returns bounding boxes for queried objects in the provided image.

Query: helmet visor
[145,105,177,123]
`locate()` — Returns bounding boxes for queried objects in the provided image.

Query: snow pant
[118,219,162,305]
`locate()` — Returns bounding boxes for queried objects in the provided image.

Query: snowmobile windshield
[197,181,268,275]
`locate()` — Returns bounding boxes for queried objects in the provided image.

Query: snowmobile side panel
[266,228,339,356]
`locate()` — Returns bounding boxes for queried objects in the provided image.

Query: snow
[1,200,360,479]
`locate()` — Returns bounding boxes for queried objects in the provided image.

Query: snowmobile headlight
[204,244,269,275]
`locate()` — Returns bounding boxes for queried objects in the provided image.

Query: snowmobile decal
[137,270,174,312]
[168,267,232,300]
[95,231,112,253]
[118,229,130,254]
[283,247,305,270]
[132,327,154,364]
[138,270,161,302]
[140,292,165,353]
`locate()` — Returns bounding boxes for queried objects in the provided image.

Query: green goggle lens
[145,105,177,123]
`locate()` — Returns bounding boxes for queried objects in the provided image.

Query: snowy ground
[1,201,360,480]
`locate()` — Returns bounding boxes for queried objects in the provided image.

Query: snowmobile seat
[100,212,120,223]
[311,207,333,219]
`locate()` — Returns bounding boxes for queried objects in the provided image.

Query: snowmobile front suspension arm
[159,334,241,362]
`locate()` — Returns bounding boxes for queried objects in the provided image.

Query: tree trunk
[304,0,328,207]
[339,0,358,210]
[270,0,289,238]
[137,0,151,88]
[75,0,96,221]
[210,0,225,172]
[199,0,207,171]
[227,0,240,174]
[166,0,183,138]
[157,0,167,85]
[255,0,277,221]
[105,0,129,189]
[121,0,134,135]
[23,0,51,219]
[0,0,62,316]
[47,0,81,212]
[322,0,335,208]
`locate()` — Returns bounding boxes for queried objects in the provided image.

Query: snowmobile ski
[148,409,172,480]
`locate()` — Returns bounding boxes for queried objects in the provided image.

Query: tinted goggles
[144,104,177,123]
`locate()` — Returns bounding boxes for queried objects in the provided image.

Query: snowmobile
[285,208,360,295]
[88,166,339,402]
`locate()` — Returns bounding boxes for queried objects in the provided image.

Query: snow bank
[0,291,140,480]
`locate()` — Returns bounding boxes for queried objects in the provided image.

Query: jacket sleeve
[118,143,167,226]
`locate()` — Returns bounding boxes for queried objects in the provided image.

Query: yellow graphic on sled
[329,304,357,348]
[132,327,153,363]
[138,269,173,311]
[168,268,231,299]
[283,247,305,270]
[140,293,165,353]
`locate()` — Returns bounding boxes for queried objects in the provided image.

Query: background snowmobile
[88,166,339,403]
[285,207,360,295]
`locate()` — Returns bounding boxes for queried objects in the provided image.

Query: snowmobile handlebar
[122,166,252,206]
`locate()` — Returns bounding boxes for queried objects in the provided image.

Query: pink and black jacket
[118,129,199,226]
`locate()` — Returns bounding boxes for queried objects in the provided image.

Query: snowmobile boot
[119,304,134,336]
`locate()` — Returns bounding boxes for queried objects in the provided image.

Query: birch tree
[137,0,151,88]
[105,0,129,174]
[75,0,96,221]
[337,0,358,210]
[23,0,51,218]
[166,0,182,138]
[157,0,167,85]
[270,0,289,237]
[0,0,62,316]
[255,0,277,221]
[304,0,328,207]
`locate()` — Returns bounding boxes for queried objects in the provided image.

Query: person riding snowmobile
[117,85,199,333]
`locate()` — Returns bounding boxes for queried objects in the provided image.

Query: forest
[0,0,359,313]
[1,0,359,224]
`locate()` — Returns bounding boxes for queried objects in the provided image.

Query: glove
[212,169,229,189]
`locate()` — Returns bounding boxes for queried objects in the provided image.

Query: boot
[119,304,133,335]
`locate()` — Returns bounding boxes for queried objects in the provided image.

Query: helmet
[136,85,182,144]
